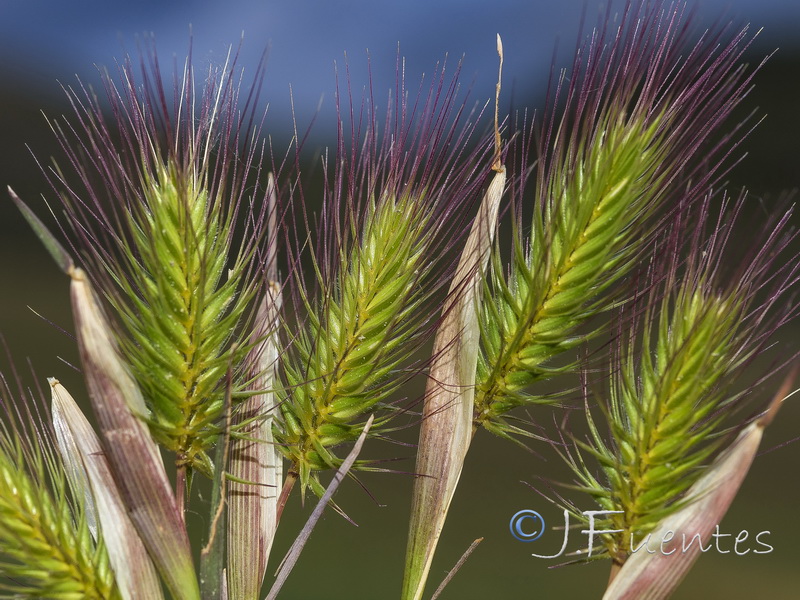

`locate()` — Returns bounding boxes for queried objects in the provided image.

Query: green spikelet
[558,194,798,563]
[277,193,430,496]
[475,111,668,436]
[0,406,118,598]
[42,48,271,480]
[472,4,760,440]
[581,286,742,561]
[112,160,253,476]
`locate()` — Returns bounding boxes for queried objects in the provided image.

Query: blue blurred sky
[2,0,799,141]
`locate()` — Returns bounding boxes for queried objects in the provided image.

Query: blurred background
[1,1,798,598]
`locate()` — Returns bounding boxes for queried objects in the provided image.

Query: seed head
[557,193,799,564]
[475,1,765,438]
[275,53,497,497]
[41,39,274,476]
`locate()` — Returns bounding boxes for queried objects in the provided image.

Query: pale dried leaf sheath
[228,281,283,599]
[69,267,200,600]
[51,379,164,600]
[603,376,793,600]
[228,173,282,599]
[51,383,98,539]
[403,167,505,600]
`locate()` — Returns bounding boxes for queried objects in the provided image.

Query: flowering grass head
[41,41,274,478]
[274,56,498,498]
[3,4,797,598]
[474,2,764,440]
[0,366,117,598]
[556,193,799,566]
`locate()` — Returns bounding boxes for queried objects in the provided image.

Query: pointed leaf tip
[758,364,797,427]
[8,186,74,274]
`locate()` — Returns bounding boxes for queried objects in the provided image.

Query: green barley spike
[114,159,245,476]
[275,59,495,497]
[474,4,763,439]
[43,43,273,477]
[278,193,431,495]
[476,112,668,434]
[0,376,119,599]
[601,287,741,561]
[561,196,799,564]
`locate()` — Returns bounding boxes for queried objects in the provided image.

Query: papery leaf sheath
[70,267,199,600]
[402,167,505,600]
[228,173,283,599]
[51,379,164,600]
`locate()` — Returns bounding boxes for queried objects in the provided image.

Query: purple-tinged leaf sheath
[403,167,505,600]
[69,267,200,600]
[602,374,794,600]
[227,281,283,600]
[50,379,164,600]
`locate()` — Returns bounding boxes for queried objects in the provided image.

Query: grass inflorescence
[277,192,434,493]
[4,3,797,598]
[116,158,257,476]
[43,43,273,478]
[0,374,117,599]
[275,59,495,498]
[558,195,800,564]
[474,3,763,440]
